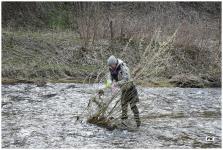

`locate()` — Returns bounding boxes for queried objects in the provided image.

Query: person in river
[106,55,141,127]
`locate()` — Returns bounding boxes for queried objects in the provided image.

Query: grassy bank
[2,30,221,88]
[2,77,177,88]
[2,30,100,81]
[2,2,221,88]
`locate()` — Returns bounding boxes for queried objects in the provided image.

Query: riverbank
[2,76,220,88]
[1,78,172,87]
[2,30,221,88]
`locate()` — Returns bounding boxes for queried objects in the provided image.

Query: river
[1,83,221,148]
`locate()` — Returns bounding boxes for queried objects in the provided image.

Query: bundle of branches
[85,81,138,130]
[85,88,121,130]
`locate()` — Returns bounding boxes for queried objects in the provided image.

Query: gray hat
[107,55,117,66]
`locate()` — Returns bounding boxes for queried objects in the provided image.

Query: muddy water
[1,83,221,148]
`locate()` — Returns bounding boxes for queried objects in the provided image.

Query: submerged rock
[35,80,47,87]
[66,85,77,89]
[42,93,57,98]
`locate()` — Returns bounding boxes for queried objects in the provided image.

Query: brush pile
[85,88,123,130]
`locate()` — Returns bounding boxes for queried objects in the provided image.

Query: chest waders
[110,65,141,127]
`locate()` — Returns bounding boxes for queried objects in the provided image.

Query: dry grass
[2,2,221,87]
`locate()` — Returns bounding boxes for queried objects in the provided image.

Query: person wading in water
[106,55,141,127]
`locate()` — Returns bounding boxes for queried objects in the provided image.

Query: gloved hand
[105,80,112,88]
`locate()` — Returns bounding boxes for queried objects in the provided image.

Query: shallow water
[1,83,221,148]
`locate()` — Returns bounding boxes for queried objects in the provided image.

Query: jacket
[107,59,131,87]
